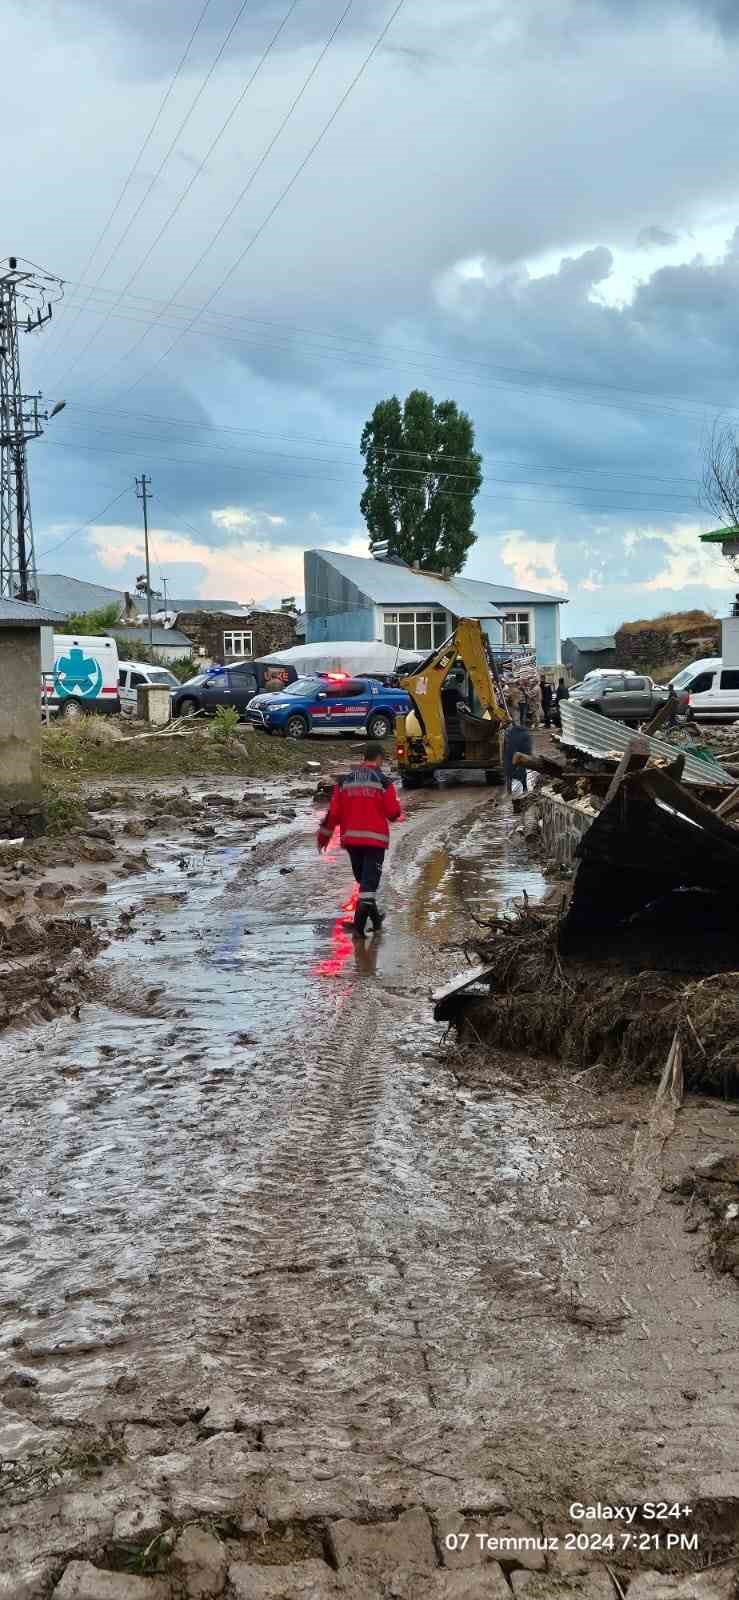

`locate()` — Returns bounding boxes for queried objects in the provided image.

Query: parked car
[246,675,411,740]
[669,657,739,721]
[172,661,297,719]
[569,672,667,724]
[118,659,180,715]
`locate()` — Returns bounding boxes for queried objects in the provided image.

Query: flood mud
[1,779,738,1597]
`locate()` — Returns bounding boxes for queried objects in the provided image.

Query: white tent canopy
[255,640,420,677]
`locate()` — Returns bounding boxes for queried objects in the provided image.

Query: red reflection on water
[313,883,358,979]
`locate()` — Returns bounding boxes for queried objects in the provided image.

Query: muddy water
[1,785,555,1431]
[6,781,739,1525]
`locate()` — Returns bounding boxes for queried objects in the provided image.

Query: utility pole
[136,473,153,650]
[0,256,63,602]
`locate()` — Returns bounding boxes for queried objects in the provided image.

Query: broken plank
[602,737,650,807]
[716,785,739,820]
[432,964,496,1020]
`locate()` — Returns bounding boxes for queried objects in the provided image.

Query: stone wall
[175,609,296,666]
[0,626,44,833]
[615,620,720,671]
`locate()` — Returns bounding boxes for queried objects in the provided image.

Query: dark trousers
[347,846,385,931]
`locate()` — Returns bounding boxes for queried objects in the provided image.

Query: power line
[41,0,215,376]
[49,415,702,500]
[114,0,410,400]
[63,402,702,484]
[89,0,355,395]
[50,0,260,388]
[39,436,707,516]
[49,274,739,426]
[36,483,133,560]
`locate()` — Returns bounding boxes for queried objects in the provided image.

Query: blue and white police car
[245,674,411,740]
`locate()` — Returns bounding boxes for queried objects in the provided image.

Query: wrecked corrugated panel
[559,701,732,788]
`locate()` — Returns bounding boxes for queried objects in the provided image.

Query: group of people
[505,672,569,730]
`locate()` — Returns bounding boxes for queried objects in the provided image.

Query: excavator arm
[397,618,510,777]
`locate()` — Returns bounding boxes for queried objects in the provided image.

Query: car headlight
[270,701,290,710]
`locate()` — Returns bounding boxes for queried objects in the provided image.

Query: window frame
[501,610,533,647]
[383,608,449,650]
[223,629,253,658]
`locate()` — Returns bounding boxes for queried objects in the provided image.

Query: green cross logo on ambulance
[53,646,103,700]
[44,634,120,715]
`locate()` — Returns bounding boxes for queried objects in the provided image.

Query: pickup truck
[570,672,667,725]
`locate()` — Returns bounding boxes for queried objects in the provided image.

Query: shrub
[209,705,240,742]
[45,791,88,835]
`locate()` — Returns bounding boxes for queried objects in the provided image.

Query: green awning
[699,526,739,544]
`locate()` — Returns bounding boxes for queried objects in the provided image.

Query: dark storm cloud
[11,0,739,622]
[637,225,680,250]
[33,0,379,79]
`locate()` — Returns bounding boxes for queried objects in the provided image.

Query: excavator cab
[395,618,511,789]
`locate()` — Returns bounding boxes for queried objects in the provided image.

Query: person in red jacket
[317,741,402,936]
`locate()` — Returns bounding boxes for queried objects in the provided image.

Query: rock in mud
[52,1565,170,1599]
[627,1568,737,1599]
[228,1560,344,1598]
[329,1507,437,1577]
[172,1525,228,1597]
[0,1560,57,1600]
[35,880,71,901]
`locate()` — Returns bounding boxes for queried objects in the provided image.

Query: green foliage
[164,654,197,682]
[55,603,122,636]
[45,789,88,834]
[360,389,482,574]
[209,705,240,741]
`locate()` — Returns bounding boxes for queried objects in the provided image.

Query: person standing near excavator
[317,742,401,937]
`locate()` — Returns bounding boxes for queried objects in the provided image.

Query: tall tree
[360,389,482,574]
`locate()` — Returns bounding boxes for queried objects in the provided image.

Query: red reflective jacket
[318,762,401,851]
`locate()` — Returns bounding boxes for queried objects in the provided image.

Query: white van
[42,633,120,718]
[669,656,739,721]
[118,659,180,715]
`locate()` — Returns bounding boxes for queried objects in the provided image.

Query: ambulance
[41,629,120,718]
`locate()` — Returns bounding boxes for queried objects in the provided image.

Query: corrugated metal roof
[110,626,192,648]
[36,573,128,614]
[559,700,732,788]
[309,550,566,612]
[565,635,616,652]
[0,596,64,626]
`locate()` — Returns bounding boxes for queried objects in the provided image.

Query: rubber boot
[351,905,370,938]
[369,903,385,932]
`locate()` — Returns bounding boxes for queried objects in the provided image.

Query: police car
[246,674,411,740]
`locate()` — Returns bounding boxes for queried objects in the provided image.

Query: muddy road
[2,777,739,1594]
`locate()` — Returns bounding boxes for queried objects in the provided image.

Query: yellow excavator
[395,618,511,788]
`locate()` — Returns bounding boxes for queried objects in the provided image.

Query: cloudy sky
[8,0,739,629]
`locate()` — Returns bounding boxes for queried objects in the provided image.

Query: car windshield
[148,670,178,688]
[274,678,320,696]
[671,667,698,690]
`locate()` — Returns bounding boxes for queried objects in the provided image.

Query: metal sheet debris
[559,701,732,788]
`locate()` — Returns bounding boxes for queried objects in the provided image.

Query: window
[626,678,646,691]
[502,611,531,646]
[147,670,178,688]
[130,671,146,688]
[228,667,257,693]
[383,609,448,650]
[688,671,714,694]
[223,630,253,657]
[721,671,739,690]
[118,669,127,688]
